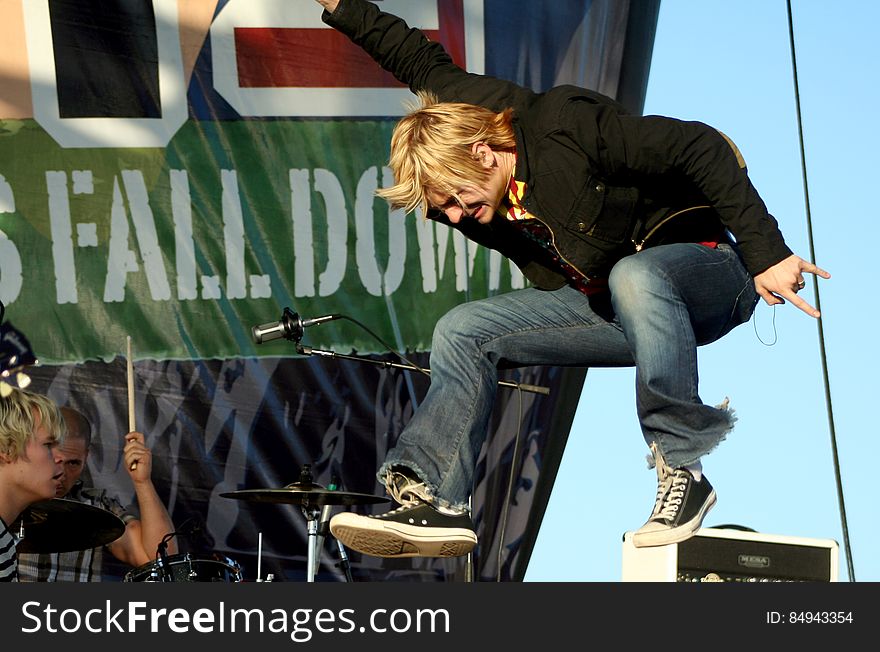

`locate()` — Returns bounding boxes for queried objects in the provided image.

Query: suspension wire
[785,0,854,581]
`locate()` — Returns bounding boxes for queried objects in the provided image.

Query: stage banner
[1,0,652,581]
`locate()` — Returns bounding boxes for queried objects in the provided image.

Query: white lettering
[128,601,147,631]
[103,178,141,302]
[221,169,247,299]
[46,171,78,303]
[290,168,315,296]
[171,169,197,300]
[122,171,172,300]
[105,600,125,632]
[85,608,103,633]
[192,608,215,633]
[0,228,22,305]
[312,168,347,297]
[59,609,82,633]
[354,166,406,296]
[20,601,42,633]
[167,607,190,633]
[150,607,167,632]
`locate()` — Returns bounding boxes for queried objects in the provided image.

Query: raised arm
[317,0,534,111]
[106,431,176,566]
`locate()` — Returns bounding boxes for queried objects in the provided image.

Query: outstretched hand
[753,254,831,318]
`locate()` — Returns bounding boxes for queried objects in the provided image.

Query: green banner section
[0,119,524,364]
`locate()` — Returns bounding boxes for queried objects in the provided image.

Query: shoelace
[655,471,689,520]
[386,471,430,507]
[648,442,671,515]
[647,442,691,520]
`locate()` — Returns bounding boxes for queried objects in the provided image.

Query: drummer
[0,390,65,581]
[16,406,177,582]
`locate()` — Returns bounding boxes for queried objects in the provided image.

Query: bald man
[17,406,177,581]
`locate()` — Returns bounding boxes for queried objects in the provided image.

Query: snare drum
[124,552,242,582]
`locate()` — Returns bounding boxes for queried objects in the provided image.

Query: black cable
[786,0,854,581]
[336,314,430,377]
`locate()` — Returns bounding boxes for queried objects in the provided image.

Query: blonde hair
[378,91,516,215]
[0,389,65,462]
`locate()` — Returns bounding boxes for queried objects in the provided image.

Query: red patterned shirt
[499,176,608,295]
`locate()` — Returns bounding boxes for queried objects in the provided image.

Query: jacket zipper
[633,205,711,252]
[527,212,592,282]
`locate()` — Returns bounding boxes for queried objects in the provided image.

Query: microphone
[156,533,174,582]
[154,518,202,581]
[252,307,341,344]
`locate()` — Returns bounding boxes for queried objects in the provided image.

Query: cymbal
[221,482,390,507]
[13,498,126,553]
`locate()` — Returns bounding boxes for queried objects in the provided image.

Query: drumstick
[126,336,137,471]
[257,532,263,582]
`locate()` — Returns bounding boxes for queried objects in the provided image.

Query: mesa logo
[738,554,771,569]
[212,0,486,117]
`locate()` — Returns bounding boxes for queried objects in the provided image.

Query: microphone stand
[312,473,338,578]
[296,344,551,396]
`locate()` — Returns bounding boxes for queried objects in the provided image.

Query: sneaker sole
[631,490,717,548]
[331,517,477,558]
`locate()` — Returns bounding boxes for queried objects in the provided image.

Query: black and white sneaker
[329,470,477,558]
[632,442,716,548]
[330,502,477,558]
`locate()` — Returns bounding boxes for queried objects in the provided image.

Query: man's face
[54,436,88,498]
[427,144,512,225]
[12,411,63,503]
[428,183,504,225]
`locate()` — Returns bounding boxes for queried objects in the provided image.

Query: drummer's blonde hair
[0,389,65,461]
[377,91,516,215]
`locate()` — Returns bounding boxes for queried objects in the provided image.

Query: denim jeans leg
[608,243,758,468]
[379,285,634,510]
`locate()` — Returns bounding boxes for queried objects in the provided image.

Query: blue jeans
[379,243,759,510]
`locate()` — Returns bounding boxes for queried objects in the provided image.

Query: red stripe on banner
[235,0,467,88]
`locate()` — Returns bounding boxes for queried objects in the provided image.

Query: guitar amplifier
[621,527,839,582]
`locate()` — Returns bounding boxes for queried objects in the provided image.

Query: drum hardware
[221,464,389,582]
[124,552,242,582]
[313,473,354,582]
[148,517,205,581]
[253,532,276,582]
[312,472,338,576]
[13,498,126,553]
[256,531,264,582]
[155,532,176,582]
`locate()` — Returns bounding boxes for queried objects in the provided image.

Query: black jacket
[324,0,793,288]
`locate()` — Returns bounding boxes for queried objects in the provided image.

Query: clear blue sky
[525,0,876,582]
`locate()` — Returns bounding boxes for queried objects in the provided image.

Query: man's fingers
[787,292,821,318]
[757,288,783,307]
[802,262,831,279]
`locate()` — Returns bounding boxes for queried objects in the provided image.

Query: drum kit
[220,463,388,582]
[14,498,126,553]
[13,464,387,583]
